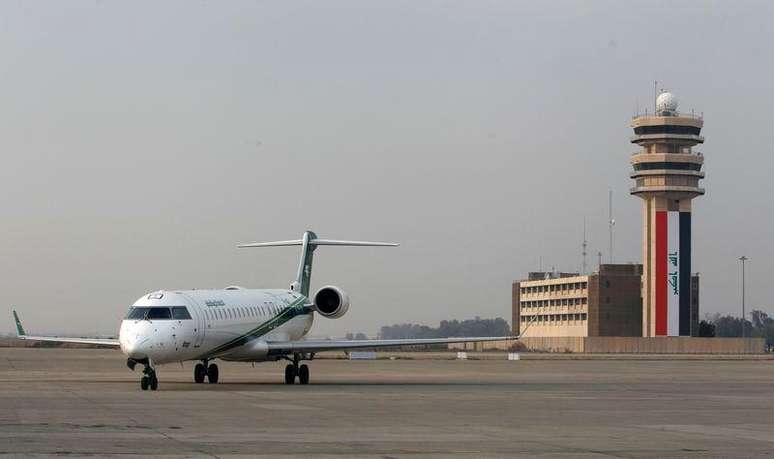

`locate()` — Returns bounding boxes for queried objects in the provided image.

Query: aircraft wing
[12,310,120,347]
[266,335,517,355]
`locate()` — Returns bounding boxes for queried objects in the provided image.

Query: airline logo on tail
[13,310,26,336]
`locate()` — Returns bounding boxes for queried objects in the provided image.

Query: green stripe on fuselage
[204,297,311,358]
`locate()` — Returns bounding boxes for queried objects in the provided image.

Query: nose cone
[120,320,152,359]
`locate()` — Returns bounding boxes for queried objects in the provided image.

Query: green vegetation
[378,317,511,339]
[700,310,774,347]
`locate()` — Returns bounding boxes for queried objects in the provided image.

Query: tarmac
[1,348,774,458]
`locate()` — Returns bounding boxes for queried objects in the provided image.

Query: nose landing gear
[140,366,158,391]
[128,358,158,391]
[194,360,219,384]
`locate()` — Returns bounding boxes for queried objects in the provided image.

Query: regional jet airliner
[13,231,516,390]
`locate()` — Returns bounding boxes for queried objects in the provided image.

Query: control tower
[630,92,704,337]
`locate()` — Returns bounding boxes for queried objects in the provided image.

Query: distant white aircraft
[13,231,516,390]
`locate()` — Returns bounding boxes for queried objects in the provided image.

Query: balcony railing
[632,111,703,120]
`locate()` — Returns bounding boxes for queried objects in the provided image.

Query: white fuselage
[119,288,314,365]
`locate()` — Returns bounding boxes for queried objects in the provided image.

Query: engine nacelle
[312,285,350,319]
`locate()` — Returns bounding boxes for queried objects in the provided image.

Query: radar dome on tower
[656,91,678,115]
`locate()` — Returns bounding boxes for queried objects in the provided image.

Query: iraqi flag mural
[655,211,691,336]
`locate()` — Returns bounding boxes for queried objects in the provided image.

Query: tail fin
[12,310,26,337]
[238,231,398,297]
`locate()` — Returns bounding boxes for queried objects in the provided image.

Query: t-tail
[238,231,398,297]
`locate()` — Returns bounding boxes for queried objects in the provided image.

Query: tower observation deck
[630,92,704,337]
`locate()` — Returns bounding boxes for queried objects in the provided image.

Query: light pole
[739,256,748,338]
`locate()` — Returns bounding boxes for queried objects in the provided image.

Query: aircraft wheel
[149,373,159,391]
[194,363,206,383]
[284,364,296,384]
[140,376,149,391]
[207,364,219,384]
[298,364,310,385]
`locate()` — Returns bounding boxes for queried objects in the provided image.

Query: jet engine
[312,285,350,319]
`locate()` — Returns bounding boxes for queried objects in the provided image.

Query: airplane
[12,231,517,391]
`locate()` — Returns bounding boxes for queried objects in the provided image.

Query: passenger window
[171,307,192,320]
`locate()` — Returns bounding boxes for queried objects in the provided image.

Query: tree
[750,310,774,347]
[698,320,715,337]
[379,317,510,339]
[704,310,774,347]
[709,313,752,338]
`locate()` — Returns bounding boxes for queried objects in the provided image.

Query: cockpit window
[146,307,172,320]
[126,306,191,320]
[171,306,192,320]
[127,307,150,320]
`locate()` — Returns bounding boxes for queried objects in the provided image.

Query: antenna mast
[608,189,614,264]
[582,217,588,274]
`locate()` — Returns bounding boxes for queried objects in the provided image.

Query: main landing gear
[284,353,310,385]
[194,360,219,384]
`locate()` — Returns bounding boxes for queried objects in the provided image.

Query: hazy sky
[1,1,772,337]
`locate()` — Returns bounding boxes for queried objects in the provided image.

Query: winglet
[12,310,26,337]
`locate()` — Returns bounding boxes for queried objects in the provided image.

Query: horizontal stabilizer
[238,230,397,297]
[238,239,398,248]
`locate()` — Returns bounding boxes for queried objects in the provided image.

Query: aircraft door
[180,293,206,349]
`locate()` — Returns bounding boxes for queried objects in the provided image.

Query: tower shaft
[630,95,704,337]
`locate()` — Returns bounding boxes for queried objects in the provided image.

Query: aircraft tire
[149,374,158,391]
[284,364,296,384]
[298,364,310,385]
[207,364,219,384]
[140,376,149,391]
[194,363,206,383]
